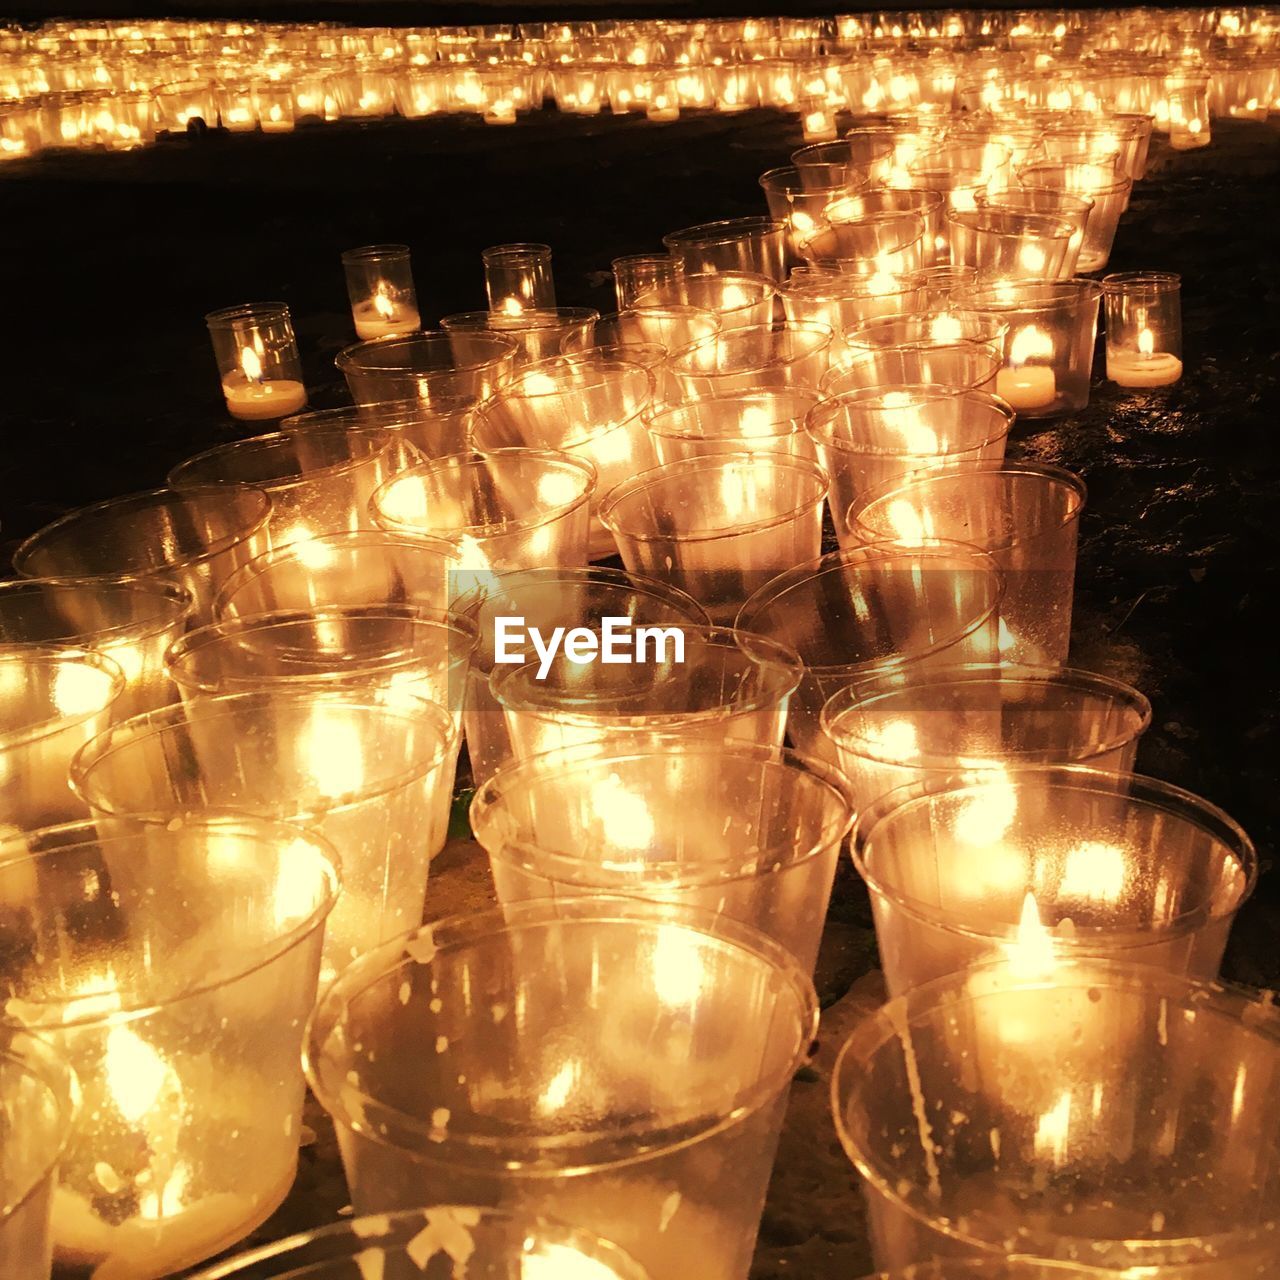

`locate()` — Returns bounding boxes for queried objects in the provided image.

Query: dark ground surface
[3,107,1280,1274]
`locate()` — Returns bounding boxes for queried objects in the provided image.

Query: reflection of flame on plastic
[52,660,112,718]
[537,1057,582,1115]
[592,773,655,851]
[303,705,365,800]
[536,469,582,508]
[1034,1088,1072,1165]
[1059,840,1128,904]
[651,924,706,1007]
[928,313,963,343]
[721,284,748,311]
[863,716,919,764]
[1009,324,1054,369]
[954,766,1017,845]
[886,497,929,544]
[288,526,336,570]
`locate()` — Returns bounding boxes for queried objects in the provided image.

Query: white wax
[996,364,1057,411]
[352,301,421,341]
[1107,350,1183,388]
[646,105,680,122]
[220,374,308,421]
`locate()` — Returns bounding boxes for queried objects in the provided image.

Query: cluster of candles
[4,8,1280,155]
[1,30,1275,1280]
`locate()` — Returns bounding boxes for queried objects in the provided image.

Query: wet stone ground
[2,107,1279,1276]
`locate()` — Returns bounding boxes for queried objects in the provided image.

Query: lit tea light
[1107,325,1183,388]
[352,284,420,341]
[996,324,1057,411]
[220,345,305,420]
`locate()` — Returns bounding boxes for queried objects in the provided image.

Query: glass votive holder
[0,577,192,720]
[849,461,1086,666]
[1102,270,1183,388]
[946,208,1074,282]
[0,646,124,829]
[459,566,709,786]
[735,541,1003,756]
[832,962,1280,1274]
[184,1208,651,1280]
[807,389,1013,544]
[13,486,273,626]
[822,662,1151,817]
[439,308,599,368]
[0,1030,74,1280]
[468,357,656,557]
[481,242,557,316]
[644,389,819,465]
[974,186,1095,278]
[341,244,421,341]
[853,761,1254,995]
[1016,162,1131,272]
[0,817,338,1279]
[489,623,801,762]
[600,454,828,622]
[667,321,834,400]
[954,280,1103,418]
[165,605,477,739]
[633,271,778,332]
[205,302,308,422]
[70,689,455,983]
[759,165,853,259]
[662,216,788,283]
[1166,70,1212,148]
[214,530,458,620]
[336,331,518,412]
[305,897,818,1280]
[612,252,685,310]
[370,449,596,577]
[472,742,854,977]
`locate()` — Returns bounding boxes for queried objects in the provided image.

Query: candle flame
[1034,1089,1072,1164]
[591,773,656,851]
[240,345,263,382]
[501,296,525,317]
[928,313,963,343]
[104,1024,172,1124]
[1006,890,1056,980]
[1009,324,1054,369]
[373,287,395,321]
[1138,327,1155,356]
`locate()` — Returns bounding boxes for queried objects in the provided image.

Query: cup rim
[0,575,194,647]
[304,896,819,1174]
[489,622,804,724]
[340,243,411,265]
[1100,269,1182,294]
[599,452,829,544]
[821,347,1004,398]
[951,277,1106,313]
[806,387,1014,457]
[370,448,597,539]
[167,423,402,496]
[736,539,1005,679]
[851,763,1258,943]
[945,207,1075,240]
[668,321,834,381]
[182,1206,650,1280]
[662,215,787,250]
[0,1031,78,1228]
[69,690,455,822]
[334,329,518,375]
[849,459,1088,541]
[12,485,274,580]
[0,646,126,753]
[165,604,479,698]
[643,388,820,442]
[205,301,290,328]
[831,959,1280,1262]
[0,817,341,1028]
[212,529,461,619]
[822,661,1153,768]
[472,740,855,886]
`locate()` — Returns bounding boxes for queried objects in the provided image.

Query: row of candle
[3,7,1268,158]
[2,69,1269,1280]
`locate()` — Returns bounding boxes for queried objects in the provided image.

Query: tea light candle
[352,289,421,341]
[996,324,1057,410]
[1107,332,1183,387]
[221,346,308,421]
[1103,273,1183,390]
